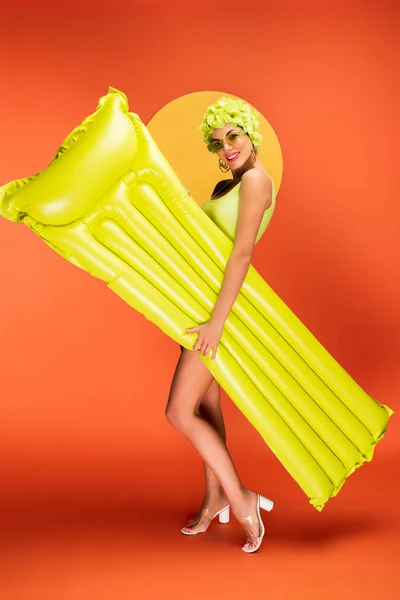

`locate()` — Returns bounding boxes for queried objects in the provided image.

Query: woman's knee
[165,400,192,432]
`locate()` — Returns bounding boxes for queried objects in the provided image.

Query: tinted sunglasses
[207,129,247,153]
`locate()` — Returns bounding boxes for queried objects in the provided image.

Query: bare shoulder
[241,169,272,191]
[240,170,272,211]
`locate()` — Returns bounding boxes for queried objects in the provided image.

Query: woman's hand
[185,320,223,360]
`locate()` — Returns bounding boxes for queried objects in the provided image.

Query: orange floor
[0,448,397,600]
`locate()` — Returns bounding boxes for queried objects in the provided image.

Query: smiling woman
[166,95,281,553]
[164,92,392,554]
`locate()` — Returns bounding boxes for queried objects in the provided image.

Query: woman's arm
[210,169,272,326]
[186,170,272,358]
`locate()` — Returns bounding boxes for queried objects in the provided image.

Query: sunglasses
[207,129,247,153]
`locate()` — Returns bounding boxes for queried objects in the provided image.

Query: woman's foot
[236,490,262,551]
[181,490,229,534]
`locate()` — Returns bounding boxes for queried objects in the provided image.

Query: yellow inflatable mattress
[0,87,393,510]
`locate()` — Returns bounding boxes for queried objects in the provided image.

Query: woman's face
[210,123,252,169]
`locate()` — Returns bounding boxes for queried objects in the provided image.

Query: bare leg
[184,378,229,532]
[166,347,261,547]
[199,379,227,496]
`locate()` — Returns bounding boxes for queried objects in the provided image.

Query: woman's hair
[199,95,262,152]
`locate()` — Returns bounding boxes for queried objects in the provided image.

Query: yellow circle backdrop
[147,91,283,205]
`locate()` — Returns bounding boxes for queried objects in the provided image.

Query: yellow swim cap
[199,95,262,151]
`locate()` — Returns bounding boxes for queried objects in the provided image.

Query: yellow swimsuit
[200,176,276,244]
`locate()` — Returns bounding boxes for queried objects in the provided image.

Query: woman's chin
[227,157,243,170]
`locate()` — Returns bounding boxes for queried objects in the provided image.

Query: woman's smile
[226,151,240,162]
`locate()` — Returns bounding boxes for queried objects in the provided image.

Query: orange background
[0,1,398,599]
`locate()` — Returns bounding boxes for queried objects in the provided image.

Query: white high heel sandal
[239,494,275,553]
[181,505,230,535]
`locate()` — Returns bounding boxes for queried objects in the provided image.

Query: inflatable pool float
[0,87,393,510]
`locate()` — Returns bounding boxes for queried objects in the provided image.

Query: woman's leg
[199,378,227,495]
[166,347,261,546]
[185,378,229,531]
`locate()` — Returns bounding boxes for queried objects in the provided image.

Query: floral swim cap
[199,95,262,152]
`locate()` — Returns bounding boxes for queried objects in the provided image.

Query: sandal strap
[184,523,207,533]
[200,508,215,521]
[238,512,258,525]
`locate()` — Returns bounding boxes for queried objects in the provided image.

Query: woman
[165,96,276,553]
